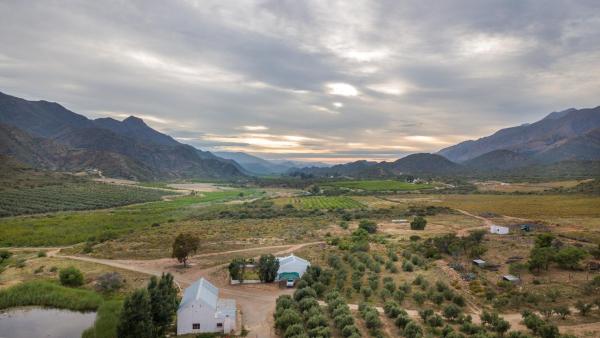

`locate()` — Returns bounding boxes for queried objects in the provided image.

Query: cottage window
[192,323,200,330]
[217,323,223,328]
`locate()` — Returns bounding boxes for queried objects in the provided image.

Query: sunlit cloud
[326,82,359,96]
[332,102,344,108]
[367,82,411,96]
[241,125,268,131]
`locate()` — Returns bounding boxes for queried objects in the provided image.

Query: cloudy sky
[1,1,599,163]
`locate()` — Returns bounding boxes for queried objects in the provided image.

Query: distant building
[502,274,520,283]
[392,219,408,224]
[276,254,310,281]
[472,259,486,267]
[177,278,236,335]
[490,225,509,235]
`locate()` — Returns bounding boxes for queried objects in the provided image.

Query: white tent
[276,254,310,281]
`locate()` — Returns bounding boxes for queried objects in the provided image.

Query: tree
[228,257,247,282]
[528,247,554,273]
[257,254,279,282]
[148,273,178,336]
[574,301,593,316]
[59,266,84,287]
[554,246,587,270]
[359,220,378,234]
[0,250,12,263]
[117,289,154,338]
[535,234,555,248]
[404,321,423,338]
[410,216,427,230]
[171,233,199,267]
[443,303,461,321]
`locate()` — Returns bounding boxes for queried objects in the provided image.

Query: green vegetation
[82,300,123,338]
[0,189,259,246]
[171,233,200,267]
[0,280,103,311]
[410,216,427,230]
[282,196,365,209]
[258,254,280,282]
[0,182,177,217]
[59,266,84,287]
[326,179,434,191]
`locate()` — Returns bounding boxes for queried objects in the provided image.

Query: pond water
[0,307,96,338]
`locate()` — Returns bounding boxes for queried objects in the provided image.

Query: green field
[282,196,365,209]
[0,182,178,217]
[326,180,434,191]
[0,189,261,246]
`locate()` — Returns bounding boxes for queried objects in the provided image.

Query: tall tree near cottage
[172,233,199,267]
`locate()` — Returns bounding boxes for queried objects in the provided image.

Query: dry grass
[474,180,588,193]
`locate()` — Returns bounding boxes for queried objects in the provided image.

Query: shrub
[443,303,461,321]
[404,321,423,338]
[402,260,414,272]
[427,314,444,327]
[359,220,378,233]
[294,287,317,302]
[284,323,305,338]
[410,216,427,230]
[59,266,84,287]
[95,272,124,293]
[37,251,47,258]
[395,314,411,328]
[341,324,359,337]
[275,308,302,331]
[413,291,426,305]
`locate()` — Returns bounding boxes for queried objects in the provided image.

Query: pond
[0,307,96,338]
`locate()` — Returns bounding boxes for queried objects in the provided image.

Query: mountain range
[293,107,600,178]
[1,91,598,180]
[0,91,246,180]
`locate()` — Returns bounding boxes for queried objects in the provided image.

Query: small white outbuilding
[276,254,310,281]
[177,278,236,335]
[490,225,509,235]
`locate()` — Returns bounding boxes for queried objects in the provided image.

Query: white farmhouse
[276,254,310,282]
[490,225,509,235]
[177,278,236,335]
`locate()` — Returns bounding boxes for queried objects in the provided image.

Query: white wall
[177,301,234,335]
[490,225,509,235]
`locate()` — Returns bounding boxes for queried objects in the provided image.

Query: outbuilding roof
[277,254,310,267]
[473,259,486,265]
[179,278,219,310]
[502,274,520,282]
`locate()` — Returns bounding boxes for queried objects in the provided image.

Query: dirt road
[55,242,323,337]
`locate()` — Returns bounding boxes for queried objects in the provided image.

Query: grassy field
[0,189,261,246]
[474,180,588,193]
[0,182,177,217]
[277,196,365,209]
[325,180,434,191]
[0,280,103,311]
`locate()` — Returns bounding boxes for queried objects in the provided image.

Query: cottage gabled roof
[277,254,310,267]
[179,278,219,310]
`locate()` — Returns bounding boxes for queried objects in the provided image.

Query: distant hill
[438,106,600,163]
[293,154,464,178]
[0,91,245,180]
[215,151,329,175]
[463,150,536,172]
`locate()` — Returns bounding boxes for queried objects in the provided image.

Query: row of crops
[326,180,434,192]
[286,196,365,210]
[0,182,177,217]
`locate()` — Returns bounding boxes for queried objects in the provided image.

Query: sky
[1,1,600,163]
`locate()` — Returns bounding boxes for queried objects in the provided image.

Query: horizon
[1,1,599,163]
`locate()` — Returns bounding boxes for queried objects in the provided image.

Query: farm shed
[502,274,520,283]
[276,254,310,281]
[490,225,509,235]
[392,219,408,224]
[472,259,486,267]
[177,278,236,335]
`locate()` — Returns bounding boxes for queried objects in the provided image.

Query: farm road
[54,241,324,338]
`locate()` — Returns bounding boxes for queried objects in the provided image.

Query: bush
[59,266,84,287]
[404,321,423,338]
[395,314,412,328]
[284,323,305,338]
[427,314,444,327]
[294,287,317,302]
[359,220,378,233]
[402,260,414,272]
[95,272,124,293]
[410,216,427,230]
[443,303,461,321]
[275,308,303,331]
[37,251,47,258]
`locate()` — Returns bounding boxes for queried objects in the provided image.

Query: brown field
[474,180,589,193]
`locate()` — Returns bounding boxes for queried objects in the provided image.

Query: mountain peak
[123,115,147,126]
[543,108,577,121]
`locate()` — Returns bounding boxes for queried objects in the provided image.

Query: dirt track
[55,242,323,337]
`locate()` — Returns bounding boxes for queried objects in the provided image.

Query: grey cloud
[1,0,599,163]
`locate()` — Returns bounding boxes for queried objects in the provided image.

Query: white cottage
[490,225,509,235]
[177,278,236,335]
[276,254,310,281]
